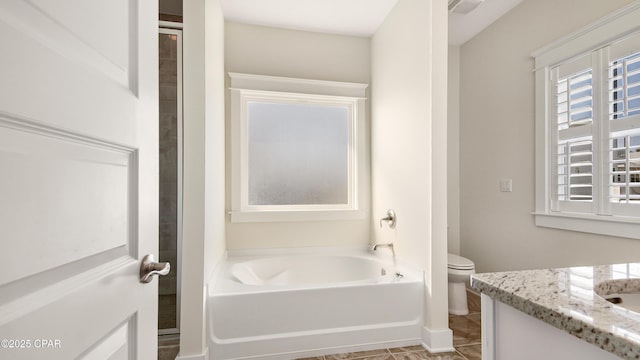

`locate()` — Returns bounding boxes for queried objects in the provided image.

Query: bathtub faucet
[379,209,396,228]
[371,242,395,260]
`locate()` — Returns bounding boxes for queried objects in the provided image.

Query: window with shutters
[534,3,640,239]
[229,73,368,223]
[610,51,640,208]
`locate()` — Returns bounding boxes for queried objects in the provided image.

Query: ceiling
[220,0,524,44]
[448,0,524,45]
[220,0,399,38]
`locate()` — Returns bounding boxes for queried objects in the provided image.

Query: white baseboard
[225,339,421,360]
[175,348,209,360]
[421,326,455,353]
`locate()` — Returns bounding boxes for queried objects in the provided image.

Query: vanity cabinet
[481,294,620,360]
[472,264,640,360]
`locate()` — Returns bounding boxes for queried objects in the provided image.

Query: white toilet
[447,253,475,315]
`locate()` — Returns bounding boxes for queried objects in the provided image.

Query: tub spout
[371,243,395,260]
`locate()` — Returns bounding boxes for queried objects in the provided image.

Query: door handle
[139,254,170,283]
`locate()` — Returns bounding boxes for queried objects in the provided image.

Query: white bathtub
[207,250,424,360]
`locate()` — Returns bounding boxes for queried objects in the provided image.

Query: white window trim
[533,1,640,239]
[229,73,368,223]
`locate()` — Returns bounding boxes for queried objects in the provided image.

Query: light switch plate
[500,179,513,192]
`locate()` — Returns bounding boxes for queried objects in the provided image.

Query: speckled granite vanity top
[471,263,640,360]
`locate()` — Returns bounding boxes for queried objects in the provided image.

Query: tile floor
[158,334,180,360]
[298,290,482,360]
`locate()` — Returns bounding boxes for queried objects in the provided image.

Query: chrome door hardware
[139,254,170,283]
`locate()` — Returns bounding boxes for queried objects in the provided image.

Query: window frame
[533,2,640,239]
[229,72,368,223]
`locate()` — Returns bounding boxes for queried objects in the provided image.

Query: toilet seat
[448,253,474,271]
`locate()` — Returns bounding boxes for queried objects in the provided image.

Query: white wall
[448,45,461,255]
[459,0,640,273]
[224,22,371,250]
[180,0,226,358]
[203,0,227,289]
[371,0,451,351]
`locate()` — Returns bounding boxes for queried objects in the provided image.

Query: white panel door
[0,1,159,359]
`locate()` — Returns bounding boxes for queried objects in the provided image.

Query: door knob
[139,254,170,283]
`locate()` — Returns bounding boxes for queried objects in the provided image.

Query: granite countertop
[471,263,640,360]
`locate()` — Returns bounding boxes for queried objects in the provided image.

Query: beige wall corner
[224,23,372,250]
[459,0,640,273]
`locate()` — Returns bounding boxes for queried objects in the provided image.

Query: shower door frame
[159,23,183,337]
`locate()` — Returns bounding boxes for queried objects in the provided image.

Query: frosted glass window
[229,72,367,222]
[247,101,349,206]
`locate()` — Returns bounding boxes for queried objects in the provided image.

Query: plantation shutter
[608,33,640,213]
[533,5,640,238]
[552,54,594,213]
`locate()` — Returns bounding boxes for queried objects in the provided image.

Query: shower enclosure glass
[158,27,182,335]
